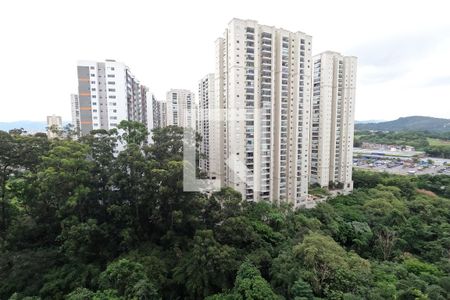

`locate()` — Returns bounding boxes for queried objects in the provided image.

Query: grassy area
[427,138,450,146]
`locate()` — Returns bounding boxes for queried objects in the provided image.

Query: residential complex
[166,89,196,129]
[68,20,357,206]
[310,51,357,192]
[72,59,154,138]
[214,19,312,206]
[46,115,62,138]
[198,74,222,181]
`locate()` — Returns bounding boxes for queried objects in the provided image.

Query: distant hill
[0,121,47,133]
[356,116,450,132]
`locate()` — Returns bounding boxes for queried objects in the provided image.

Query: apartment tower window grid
[73,60,152,137]
[166,89,196,129]
[310,52,357,192]
[216,19,312,206]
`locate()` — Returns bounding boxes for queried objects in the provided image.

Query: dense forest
[354,131,450,159]
[1,122,450,300]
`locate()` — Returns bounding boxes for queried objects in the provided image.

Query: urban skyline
[69,18,358,207]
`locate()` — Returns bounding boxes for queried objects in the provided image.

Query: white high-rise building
[46,115,62,138]
[73,59,153,138]
[215,19,312,206]
[198,74,222,181]
[70,94,80,133]
[166,89,196,129]
[310,51,357,192]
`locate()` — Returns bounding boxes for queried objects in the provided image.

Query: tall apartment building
[159,100,168,128]
[215,19,312,206]
[198,74,222,181]
[70,94,80,133]
[152,96,166,129]
[73,59,153,138]
[166,89,196,129]
[310,51,357,192]
[46,115,62,138]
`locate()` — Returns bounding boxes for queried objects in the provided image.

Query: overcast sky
[0,0,449,122]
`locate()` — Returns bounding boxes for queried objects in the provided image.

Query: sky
[0,0,449,122]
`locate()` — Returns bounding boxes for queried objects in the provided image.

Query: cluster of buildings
[69,18,357,207]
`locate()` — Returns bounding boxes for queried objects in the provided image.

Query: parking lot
[354,157,450,176]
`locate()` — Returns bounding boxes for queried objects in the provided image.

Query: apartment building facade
[166,89,196,129]
[70,94,80,133]
[73,60,153,138]
[198,74,223,182]
[215,19,312,206]
[310,51,357,192]
[151,96,167,129]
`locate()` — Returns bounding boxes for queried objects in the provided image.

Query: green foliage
[294,233,371,297]
[99,259,160,299]
[290,278,314,300]
[173,230,238,299]
[232,261,280,300]
[0,126,449,300]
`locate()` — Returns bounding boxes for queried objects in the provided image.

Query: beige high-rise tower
[166,89,196,129]
[215,19,312,206]
[198,74,223,182]
[310,51,357,192]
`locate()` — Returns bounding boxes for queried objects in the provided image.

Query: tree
[99,259,159,299]
[294,233,371,297]
[233,261,280,300]
[290,279,314,300]
[117,120,148,146]
[148,126,184,163]
[0,131,49,233]
[173,230,238,299]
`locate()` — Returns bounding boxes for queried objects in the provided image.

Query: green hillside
[356,116,450,132]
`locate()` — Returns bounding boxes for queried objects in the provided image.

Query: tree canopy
[0,122,449,299]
